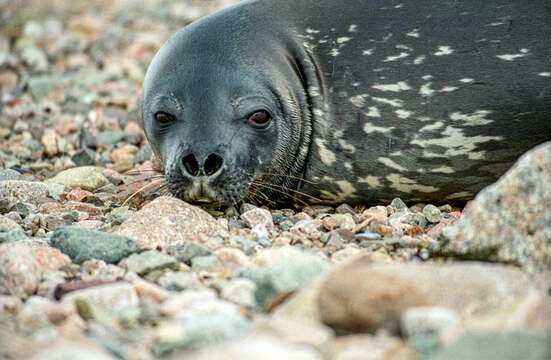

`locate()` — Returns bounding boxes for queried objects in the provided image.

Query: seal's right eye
[154,112,175,125]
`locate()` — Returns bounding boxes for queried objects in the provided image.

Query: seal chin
[165,163,252,206]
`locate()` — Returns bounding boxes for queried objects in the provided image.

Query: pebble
[220,278,257,308]
[0,242,41,298]
[239,251,329,309]
[0,180,50,205]
[119,250,179,276]
[240,207,274,228]
[46,166,109,192]
[423,204,443,223]
[154,314,251,355]
[50,226,140,264]
[175,241,213,265]
[157,271,204,291]
[71,148,97,166]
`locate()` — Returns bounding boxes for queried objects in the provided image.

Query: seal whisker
[251,181,314,206]
[122,178,166,206]
[253,172,319,185]
[252,180,323,203]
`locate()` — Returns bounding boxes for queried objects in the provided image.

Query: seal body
[142,0,551,205]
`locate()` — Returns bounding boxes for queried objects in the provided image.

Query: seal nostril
[182,154,200,176]
[204,153,224,176]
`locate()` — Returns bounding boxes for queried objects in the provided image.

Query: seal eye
[154,112,175,125]
[248,110,271,126]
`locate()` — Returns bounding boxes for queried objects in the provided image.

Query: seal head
[142,5,316,205]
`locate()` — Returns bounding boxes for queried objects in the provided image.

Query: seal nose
[182,153,224,177]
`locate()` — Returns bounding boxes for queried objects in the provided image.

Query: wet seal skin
[141,0,551,206]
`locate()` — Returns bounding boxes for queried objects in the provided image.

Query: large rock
[115,196,229,250]
[436,141,551,273]
[317,256,550,335]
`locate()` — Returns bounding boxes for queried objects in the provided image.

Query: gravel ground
[1,1,549,359]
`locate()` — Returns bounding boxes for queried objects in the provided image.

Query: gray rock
[27,75,59,99]
[423,204,443,223]
[176,241,212,265]
[0,228,28,243]
[95,131,127,145]
[220,278,257,308]
[157,271,203,291]
[154,314,251,355]
[0,214,24,231]
[191,255,222,269]
[436,141,551,273]
[390,198,408,212]
[0,169,24,181]
[133,143,152,163]
[240,207,274,229]
[51,226,140,264]
[21,46,49,72]
[71,147,97,167]
[401,306,460,338]
[119,250,179,276]
[238,251,330,309]
[429,331,549,360]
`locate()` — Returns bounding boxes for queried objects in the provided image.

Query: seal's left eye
[248,110,271,126]
[154,112,175,124]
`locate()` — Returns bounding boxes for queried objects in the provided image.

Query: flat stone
[119,250,179,276]
[154,314,251,355]
[0,180,49,205]
[46,166,109,192]
[51,226,140,264]
[61,282,139,311]
[430,331,549,360]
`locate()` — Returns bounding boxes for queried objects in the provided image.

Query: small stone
[191,255,222,269]
[0,228,27,244]
[322,216,339,231]
[239,250,330,309]
[401,306,460,338]
[157,271,203,291]
[390,198,408,212]
[240,207,274,228]
[51,226,140,264]
[176,241,213,265]
[0,169,24,181]
[355,232,382,240]
[431,331,549,360]
[21,46,49,72]
[27,75,58,100]
[154,314,251,354]
[133,143,152,163]
[334,203,354,215]
[32,247,71,272]
[438,204,453,213]
[110,144,139,163]
[0,180,49,205]
[71,147,96,166]
[61,282,139,311]
[220,278,257,308]
[119,250,179,276]
[0,215,23,232]
[46,166,109,192]
[423,204,443,223]
[0,242,41,298]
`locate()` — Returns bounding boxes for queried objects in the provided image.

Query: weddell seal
[141,0,551,206]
